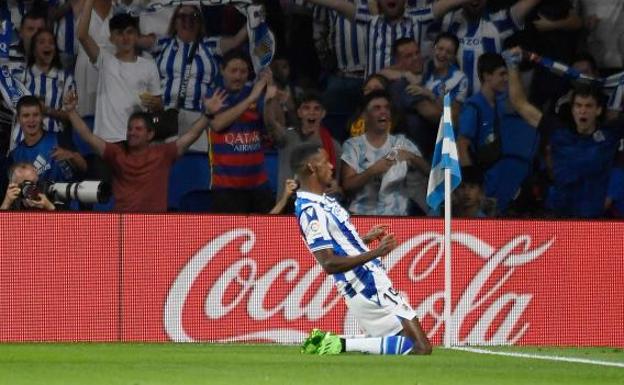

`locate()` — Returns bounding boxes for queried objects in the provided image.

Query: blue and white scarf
[527,51,624,111]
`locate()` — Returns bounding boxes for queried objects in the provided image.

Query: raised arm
[77,0,100,63]
[210,71,270,132]
[305,0,355,21]
[432,0,471,19]
[313,233,396,274]
[175,89,227,156]
[220,26,249,56]
[505,48,542,128]
[63,91,106,156]
[510,0,542,25]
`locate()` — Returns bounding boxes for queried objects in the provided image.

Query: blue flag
[426,93,462,212]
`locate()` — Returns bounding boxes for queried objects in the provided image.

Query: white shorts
[343,267,417,337]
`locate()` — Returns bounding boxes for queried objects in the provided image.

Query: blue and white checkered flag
[426,93,462,212]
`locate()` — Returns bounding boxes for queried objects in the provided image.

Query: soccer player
[292,143,432,355]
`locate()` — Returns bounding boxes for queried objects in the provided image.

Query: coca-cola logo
[164,229,554,345]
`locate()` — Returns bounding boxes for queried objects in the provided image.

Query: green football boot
[317,332,342,355]
[301,329,326,354]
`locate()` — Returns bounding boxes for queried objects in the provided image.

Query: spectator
[269,55,301,130]
[458,53,507,168]
[50,0,82,70]
[20,29,76,134]
[348,73,390,137]
[430,0,542,95]
[0,162,56,210]
[78,1,162,145]
[452,165,496,217]
[8,95,86,183]
[341,90,429,215]
[207,53,280,214]
[143,4,248,152]
[64,89,227,212]
[457,52,538,214]
[506,47,624,218]
[301,0,471,77]
[422,32,468,124]
[8,9,47,74]
[379,38,442,161]
[266,90,342,201]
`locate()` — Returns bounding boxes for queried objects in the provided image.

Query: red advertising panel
[121,215,624,346]
[1,213,622,345]
[0,213,120,341]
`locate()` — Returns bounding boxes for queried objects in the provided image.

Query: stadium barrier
[1,212,622,346]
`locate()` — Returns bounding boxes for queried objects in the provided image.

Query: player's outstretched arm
[63,91,106,156]
[313,234,397,274]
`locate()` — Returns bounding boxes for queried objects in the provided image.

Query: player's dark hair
[290,143,322,176]
[477,52,507,82]
[570,84,605,110]
[109,12,140,33]
[16,95,43,115]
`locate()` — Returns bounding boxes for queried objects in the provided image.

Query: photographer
[1,162,55,211]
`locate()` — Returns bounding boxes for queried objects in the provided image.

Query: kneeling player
[292,143,432,355]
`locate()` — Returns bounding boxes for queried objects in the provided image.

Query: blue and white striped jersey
[295,191,382,297]
[53,0,78,60]
[313,4,367,74]
[422,61,468,103]
[431,8,520,95]
[155,36,221,111]
[354,0,435,76]
[21,65,75,132]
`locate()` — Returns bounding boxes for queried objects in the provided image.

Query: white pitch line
[450,346,624,368]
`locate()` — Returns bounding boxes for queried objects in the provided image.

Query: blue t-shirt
[8,131,76,182]
[538,114,624,217]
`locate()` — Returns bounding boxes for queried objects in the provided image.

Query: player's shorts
[343,265,417,337]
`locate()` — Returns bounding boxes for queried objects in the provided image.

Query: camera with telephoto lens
[19,181,42,201]
[45,181,112,204]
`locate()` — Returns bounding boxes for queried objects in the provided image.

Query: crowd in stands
[1,0,623,218]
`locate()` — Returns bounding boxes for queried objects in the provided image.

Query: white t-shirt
[93,50,161,142]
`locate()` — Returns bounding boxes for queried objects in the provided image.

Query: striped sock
[345,336,413,355]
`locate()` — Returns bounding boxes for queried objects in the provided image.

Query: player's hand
[204,88,228,115]
[283,178,298,196]
[363,224,389,244]
[375,234,397,256]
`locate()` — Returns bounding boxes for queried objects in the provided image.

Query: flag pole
[443,167,452,348]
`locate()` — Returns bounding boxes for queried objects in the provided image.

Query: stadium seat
[168,152,211,210]
[179,189,212,212]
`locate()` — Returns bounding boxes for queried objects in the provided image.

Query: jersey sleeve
[406,4,434,23]
[354,0,373,23]
[298,204,334,252]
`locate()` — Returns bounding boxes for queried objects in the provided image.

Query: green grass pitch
[0,344,622,385]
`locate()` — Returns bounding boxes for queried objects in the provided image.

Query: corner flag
[426,93,462,212]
